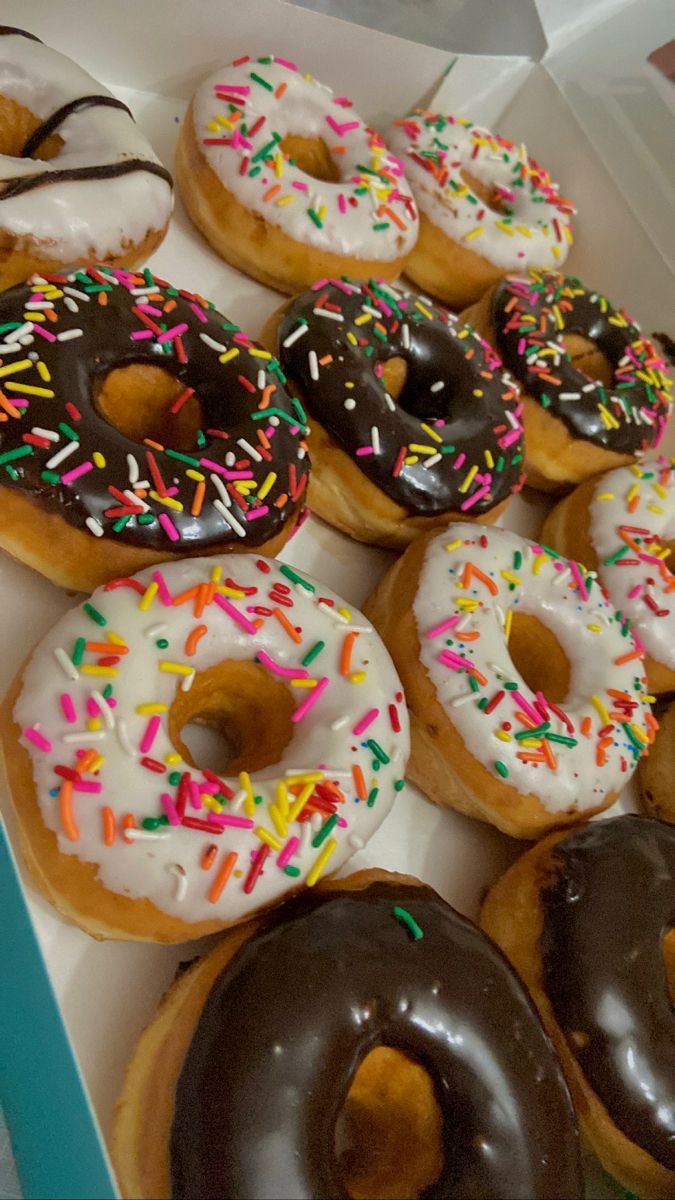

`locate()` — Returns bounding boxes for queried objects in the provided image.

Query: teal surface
[0,819,117,1199]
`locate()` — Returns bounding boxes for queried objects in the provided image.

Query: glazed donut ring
[541,459,675,693]
[481,815,675,1199]
[0,27,172,289]
[638,698,675,823]
[463,271,673,491]
[1,554,409,942]
[0,266,309,592]
[176,54,418,294]
[388,112,574,308]
[263,277,525,548]
[112,869,583,1200]
[364,523,655,838]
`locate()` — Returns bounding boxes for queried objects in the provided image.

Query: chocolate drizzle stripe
[0,157,173,198]
[171,880,583,1199]
[21,95,134,159]
[0,26,42,42]
[541,815,675,1168]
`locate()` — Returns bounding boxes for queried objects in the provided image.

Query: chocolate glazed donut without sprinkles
[170,880,584,1200]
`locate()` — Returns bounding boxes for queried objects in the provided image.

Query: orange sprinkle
[78,749,98,774]
[201,843,218,871]
[143,438,164,451]
[454,630,480,642]
[627,495,640,513]
[340,630,359,676]
[515,711,538,728]
[0,391,21,418]
[185,623,208,656]
[516,751,547,764]
[191,479,206,517]
[607,688,632,701]
[352,763,367,801]
[45,305,57,322]
[208,851,238,902]
[59,781,79,841]
[163,299,177,313]
[469,667,488,687]
[102,806,115,846]
[263,183,282,202]
[172,585,199,606]
[274,492,289,507]
[85,641,129,655]
[462,562,498,595]
[98,290,108,306]
[275,81,287,99]
[581,716,593,737]
[614,648,643,666]
[318,354,333,366]
[331,145,347,153]
[259,383,276,409]
[273,607,301,643]
[377,204,406,231]
[121,813,136,844]
[541,739,558,770]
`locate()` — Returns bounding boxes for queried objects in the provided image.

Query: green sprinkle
[307,208,323,229]
[143,268,155,287]
[366,739,390,765]
[514,722,550,740]
[57,421,79,442]
[366,787,379,807]
[5,464,19,481]
[168,771,182,786]
[251,407,307,432]
[284,865,302,877]
[72,637,86,666]
[113,515,131,533]
[156,638,169,650]
[372,221,390,231]
[137,513,155,525]
[164,448,201,467]
[393,906,423,940]
[302,640,325,666]
[0,445,32,466]
[102,684,113,699]
[142,815,169,830]
[41,469,60,484]
[394,779,406,791]
[280,564,315,591]
[250,70,274,91]
[312,813,338,847]
[83,603,106,627]
[604,545,629,565]
[469,674,480,692]
[513,550,522,569]
[547,733,578,747]
[477,697,489,711]
[495,761,509,778]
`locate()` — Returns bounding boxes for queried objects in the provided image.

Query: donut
[541,458,675,693]
[0,26,172,290]
[262,277,525,548]
[462,270,673,491]
[387,111,574,309]
[175,54,418,294]
[0,555,409,942]
[481,815,675,1199]
[638,698,675,823]
[363,522,656,839]
[112,869,584,1200]
[0,265,309,592]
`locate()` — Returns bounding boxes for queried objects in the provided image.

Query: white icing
[388,114,573,271]
[413,523,652,813]
[190,56,418,260]
[588,461,675,671]
[0,33,173,259]
[14,555,409,925]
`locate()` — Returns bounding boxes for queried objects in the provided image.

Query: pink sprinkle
[60,694,77,724]
[23,727,51,752]
[426,615,461,638]
[157,323,189,344]
[311,278,330,291]
[439,649,474,673]
[208,813,256,829]
[460,484,491,511]
[274,57,297,70]
[257,650,308,679]
[190,303,208,323]
[453,453,466,471]
[160,792,181,826]
[190,782,203,810]
[292,676,329,723]
[152,570,173,605]
[86,698,100,718]
[292,180,309,191]
[498,429,522,449]
[200,458,253,479]
[216,83,250,94]
[512,691,541,723]
[214,593,258,634]
[356,446,374,456]
[517,337,527,355]
[277,836,300,868]
[569,560,589,601]
[139,715,161,754]
[245,505,269,520]
[326,115,360,136]
[333,96,353,107]
[338,193,347,214]
[73,780,102,793]
[352,708,379,736]
[158,512,180,542]
[32,324,57,342]
[131,330,154,340]
[627,583,642,599]
[137,303,163,316]
[61,461,93,485]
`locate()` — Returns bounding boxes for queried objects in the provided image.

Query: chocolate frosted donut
[0,266,308,590]
[263,277,525,548]
[482,815,675,1198]
[112,873,583,1199]
[463,270,673,492]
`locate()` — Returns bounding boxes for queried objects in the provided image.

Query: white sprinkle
[32,426,59,442]
[62,730,106,744]
[24,301,54,311]
[123,488,149,512]
[127,454,140,484]
[64,286,89,301]
[214,499,246,536]
[348,834,365,850]
[300,821,313,853]
[91,690,115,730]
[130,285,161,296]
[451,691,476,707]
[506,410,521,430]
[559,392,580,400]
[210,473,231,505]
[180,670,196,693]
[56,329,84,342]
[168,863,187,901]
[371,425,381,454]
[116,718,136,757]
[582,382,597,393]
[361,303,382,318]
[552,567,569,587]
[308,350,319,381]
[237,437,262,463]
[330,715,349,731]
[383,391,396,412]
[0,341,27,354]
[401,324,411,349]
[230,789,248,814]
[423,453,441,468]
[257,369,266,390]
[282,323,308,349]
[145,623,169,638]
[45,440,79,469]
[430,380,445,393]
[5,321,34,343]
[310,811,323,832]
[200,332,228,352]
[344,397,356,410]
[313,307,343,321]
[124,828,171,841]
[54,647,79,682]
[225,451,236,468]
[64,296,79,313]
[85,516,104,537]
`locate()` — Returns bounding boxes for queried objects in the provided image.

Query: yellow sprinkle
[459,464,478,494]
[587,624,602,633]
[159,661,193,675]
[608,313,629,328]
[5,383,54,397]
[501,570,522,586]
[284,772,324,785]
[409,443,437,454]
[495,730,512,742]
[552,305,565,331]
[350,671,367,684]
[515,224,532,237]
[276,780,289,817]
[563,224,573,243]
[150,491,183,511]
[596,492,614,501]
[257,471,277,500]
[504,609,512,641]
[210,564,222,583]
[495,220,515,236]
[590,694,610,725]
[414,301,433,319]
[648,504,665,514]
[463,226,485,241]
[484,449,494,468]
[36,360,51,382]
[219,347,239,364]
[306,838,338,887]
[552,245,561,259]
[240,771,255,817]
[346,331,358,345]
[136,703,168,714]
[89,754,105,773]
[288,781,315,824]
[206,119,219,132]
[274,152,284,178]
[106,631,126,646]
[216,584,245,598]
[532,553,549,575]
[202,794,223,814]
[93,451,106,468]
[629,724,649,746]
[654,483,668,499]
[404,455,419,465]
[472,389,484,398]
[291,678,318,688]
[338,607,351,620]
[0,359,32,379]
[445,538,462,552]
[138,581,158,611]
[276,195,294,206]
[248,348,272,359]
[80,666,118,677]
[86,717,102,732]
[421,423,443,443]
[186,469,205,482]
[164,753,182,765]
[268,804,288,839]
[354,312,372,326]
[455,598,479,612]
[255,826,282,851]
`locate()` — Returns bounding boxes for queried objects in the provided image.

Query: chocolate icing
[276,279,524,517]
[20,95,134,158]
[541,814,675,1168]
[491,272,672,455]
[171,880,583,1199]
[0,267,308,549]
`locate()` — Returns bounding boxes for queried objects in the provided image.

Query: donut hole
[94,364,204,453]
[507,612,571,705]
[460,168,508,215]
[380,356,408,402]
[169,660,295,776]
[380,356,446,422]
[335,1046,444,1200]
[0,95,63,161]
[563,332,614,387]
[280,133,340,183]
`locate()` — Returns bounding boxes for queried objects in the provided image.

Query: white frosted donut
[388,112,574,306]
[0,26,173,286]
[5,554,409,941]
[177,54,418,292]
[365,522,655,838]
